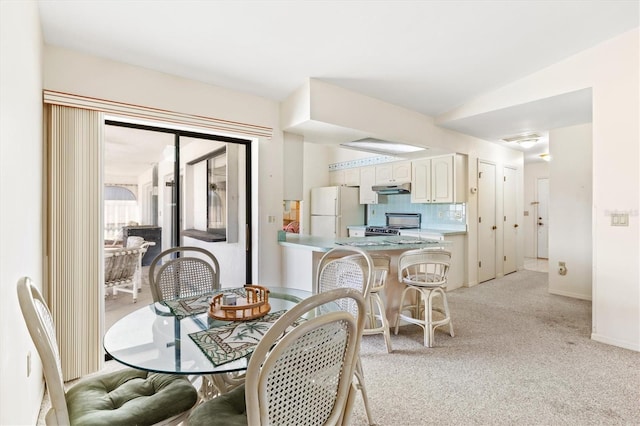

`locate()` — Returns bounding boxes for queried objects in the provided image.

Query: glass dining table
[103,286,323,377]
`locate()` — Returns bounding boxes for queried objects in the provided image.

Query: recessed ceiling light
[341,138,427,156]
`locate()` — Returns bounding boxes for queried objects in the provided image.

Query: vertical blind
[47,105,104,380]
[44,91,271,380]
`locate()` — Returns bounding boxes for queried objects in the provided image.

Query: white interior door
[537,178,549,259]
[478,161,497,283]
[503,167,517,274]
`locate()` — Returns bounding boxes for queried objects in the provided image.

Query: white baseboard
[548,288,592,301]
[591,333,640,352]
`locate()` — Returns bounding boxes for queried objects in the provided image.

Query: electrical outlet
[558,261,567,276]
[27,351,31,377]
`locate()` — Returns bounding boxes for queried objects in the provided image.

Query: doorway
[103,119,252,329]
[478,161,497,283]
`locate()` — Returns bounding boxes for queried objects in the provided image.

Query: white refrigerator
[310,186,364,238]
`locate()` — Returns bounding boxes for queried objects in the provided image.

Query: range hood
[371,182,411,195]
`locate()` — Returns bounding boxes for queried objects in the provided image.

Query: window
[104,185,139,243]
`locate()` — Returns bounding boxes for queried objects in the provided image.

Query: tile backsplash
[366,194,466,229]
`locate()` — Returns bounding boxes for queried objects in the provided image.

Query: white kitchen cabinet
[329,168,360,186]
[329,170,343,186]
[375,161,411,185]
[344,168,360,186]
[359,166,378,204]
[411,154,466,203]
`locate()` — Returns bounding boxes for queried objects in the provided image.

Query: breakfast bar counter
[279,234,449,252]
[279,234,452,322]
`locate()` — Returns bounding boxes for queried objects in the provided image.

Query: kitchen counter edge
[346,225,467,237]
[279,234,452,252]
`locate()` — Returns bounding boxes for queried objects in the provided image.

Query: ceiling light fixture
[341,138,427,156]
[539,153,551,162]
[502,133,541,149]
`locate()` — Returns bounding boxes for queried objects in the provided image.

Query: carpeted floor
[349,270,640,425]
[40,269,639,425]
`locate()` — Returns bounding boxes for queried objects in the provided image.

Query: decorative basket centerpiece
[208,285,271,321]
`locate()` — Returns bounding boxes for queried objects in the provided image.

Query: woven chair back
[245,288,366,426]
[17,277,70,425]
[398,249,451,287]
[149,246,220,302]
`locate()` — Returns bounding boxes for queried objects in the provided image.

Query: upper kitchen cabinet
[329,168,360,186]
[375,161,411,185]
[359,166,378,204]
[412,154,467,204]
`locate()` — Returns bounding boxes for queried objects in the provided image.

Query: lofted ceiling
[38,1,639,164]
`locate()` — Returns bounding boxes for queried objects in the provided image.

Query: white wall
[523,162,549,258]
[0,2,45,424]
[440,29,640,351]
[300,142,335,235]
[549,124,592,300]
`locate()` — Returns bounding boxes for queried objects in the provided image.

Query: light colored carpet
[349,270,640,425]
[40,270,639,425]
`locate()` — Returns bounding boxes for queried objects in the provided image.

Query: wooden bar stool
[395,249,454,347]
[347,253,393,353]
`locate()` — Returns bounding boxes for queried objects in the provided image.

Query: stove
[365,213,421,236]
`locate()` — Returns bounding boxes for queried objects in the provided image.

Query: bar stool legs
[394,285,454,348]
[364,289,393,353]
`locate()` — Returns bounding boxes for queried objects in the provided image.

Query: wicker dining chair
[148,246,220,302]
[395,248,454,347]
[148,246,244,398]
[104,245,147,303]
[316,246,376,426]
[344,252,393,353]
[187,288,366,426]
[17,277,198,426]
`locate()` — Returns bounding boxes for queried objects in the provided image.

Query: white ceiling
[38,0,639,164]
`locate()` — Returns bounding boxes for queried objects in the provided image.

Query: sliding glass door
[104,120,252,318]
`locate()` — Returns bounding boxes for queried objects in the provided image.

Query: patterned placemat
[189,310,302,366]
[163,288,248,319]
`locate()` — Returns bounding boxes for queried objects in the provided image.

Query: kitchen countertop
[346,225,466,236]
[279,234,451,252]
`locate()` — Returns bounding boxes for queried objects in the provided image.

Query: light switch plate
[611,213,629,226]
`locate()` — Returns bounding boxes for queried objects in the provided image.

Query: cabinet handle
[514,224,519,228]
[492,226,497,230]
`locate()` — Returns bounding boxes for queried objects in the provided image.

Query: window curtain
[46,104,104,380]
